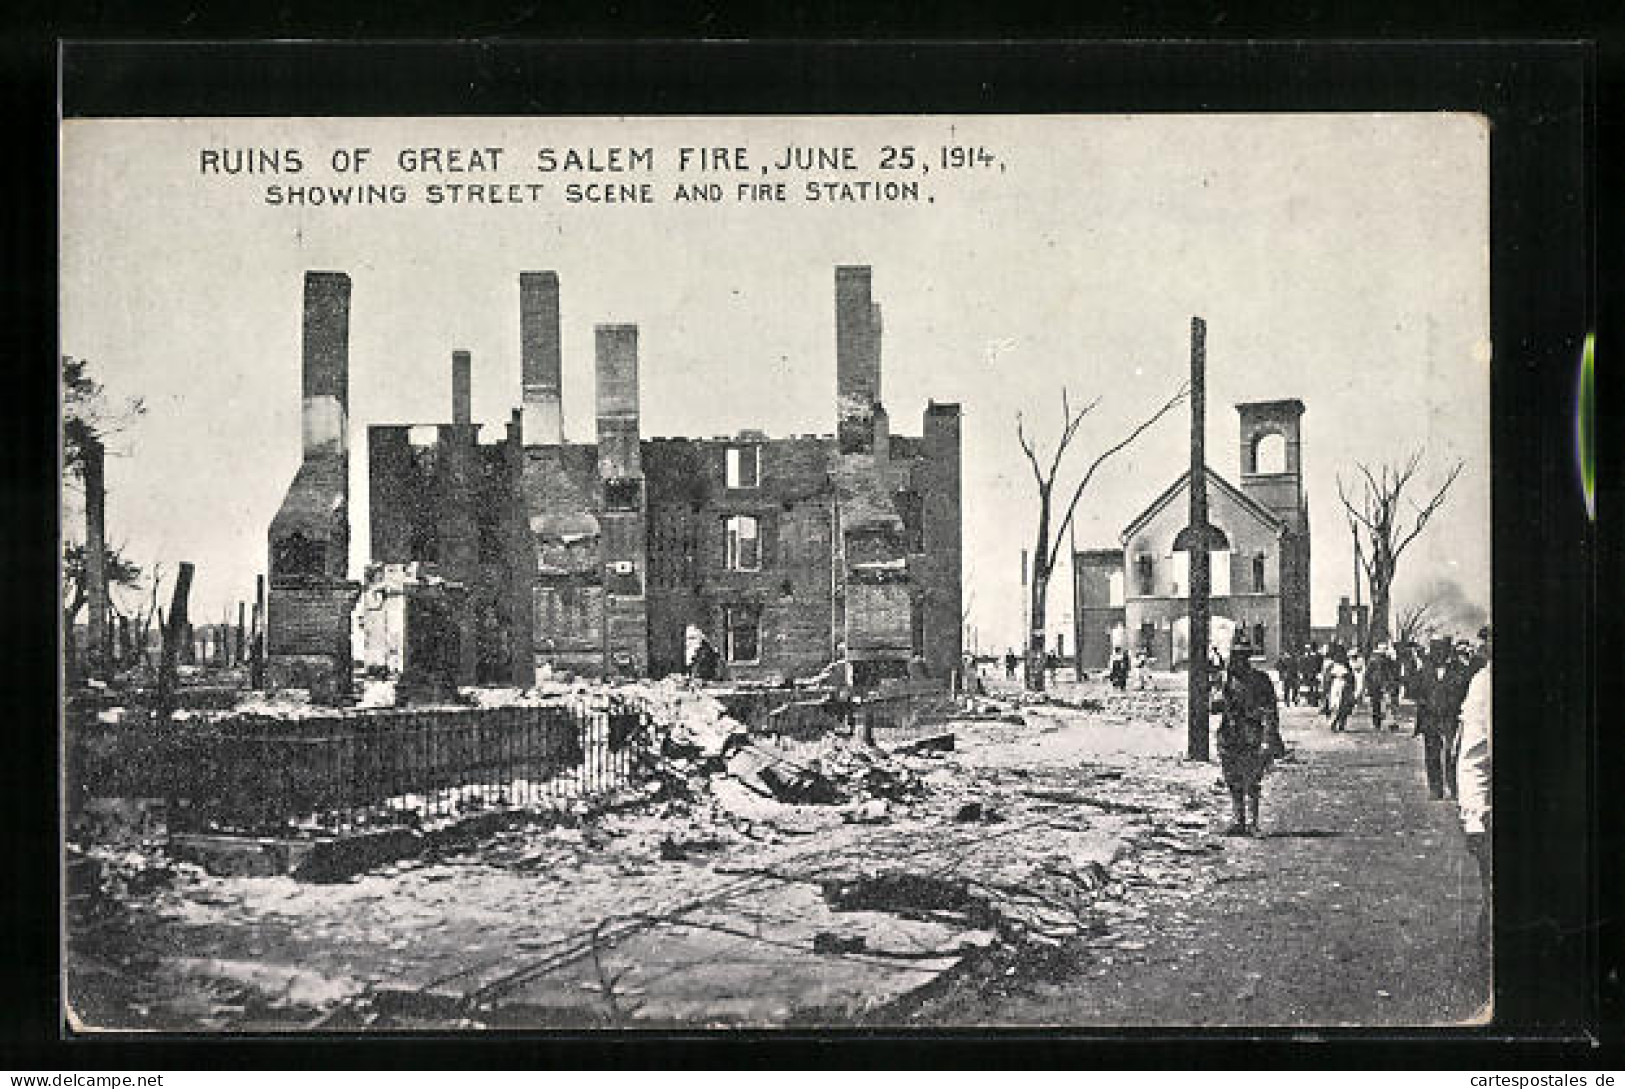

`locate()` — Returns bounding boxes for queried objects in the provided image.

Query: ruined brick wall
[917,402,963,680]
[1073,549,1125,669]
[367,423,528,684]
[266,584,359,659]
[644,435,837,682]
[523,444,606,674]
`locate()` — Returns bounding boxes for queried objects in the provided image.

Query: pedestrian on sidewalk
[1326,645,1357,732]
[1413,637,1470,800]
[1217,633,1285,837]
[1278,648,1300,706]
[1301,643,1323,706]
[1456,625,1492,945]
[1319,644,1338,715]
[1366,642,1399,731]
[1004,649,1018,681]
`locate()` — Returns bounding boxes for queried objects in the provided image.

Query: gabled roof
[1119,466,1285,545]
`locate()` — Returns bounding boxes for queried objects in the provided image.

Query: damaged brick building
[269,267,962,693]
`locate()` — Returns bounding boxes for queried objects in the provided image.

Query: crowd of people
[1274,633,1488,801]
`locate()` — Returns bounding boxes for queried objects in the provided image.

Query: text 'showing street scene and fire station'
[60,116,1492,1030]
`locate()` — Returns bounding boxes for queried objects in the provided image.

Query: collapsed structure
[269,267,963,694]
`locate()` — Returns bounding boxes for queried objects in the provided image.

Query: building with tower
[1071,399,1311,670]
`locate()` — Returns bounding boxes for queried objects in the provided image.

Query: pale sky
[61,115,1490,648]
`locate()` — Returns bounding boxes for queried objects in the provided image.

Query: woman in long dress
[1326,645,1357,732]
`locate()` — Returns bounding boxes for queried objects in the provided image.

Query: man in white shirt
[1456,625,1492,945]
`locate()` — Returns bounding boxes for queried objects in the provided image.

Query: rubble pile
[1098,691,1188,727]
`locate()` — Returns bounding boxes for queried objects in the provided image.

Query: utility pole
[1070,520,1085,682]
[1186,316,1212,762]
[1019,548,1029,677]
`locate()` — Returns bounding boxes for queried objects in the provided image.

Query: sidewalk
[911,699,1492,1026]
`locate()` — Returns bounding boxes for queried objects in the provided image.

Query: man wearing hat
[1216,632,1286,836]
[1412,635,1471,800]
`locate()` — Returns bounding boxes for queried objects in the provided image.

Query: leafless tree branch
[1051,381,1190,552]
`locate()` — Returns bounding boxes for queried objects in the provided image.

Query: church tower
[1237,399,1311,650]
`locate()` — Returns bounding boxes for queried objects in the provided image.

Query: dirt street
[911,696,1492,1027]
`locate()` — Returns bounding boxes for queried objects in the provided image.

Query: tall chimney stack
[836,266,882,452]
[594,325,641,478]
[451,350,472,426]
[301,271,351,459]
[520,272,564,444]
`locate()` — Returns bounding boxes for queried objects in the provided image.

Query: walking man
[1217,633,1285,836]
[1366,642,1399,731]
[1278,648,1300,707]
[1413,636,1470,800]
[1326,645,1357,732]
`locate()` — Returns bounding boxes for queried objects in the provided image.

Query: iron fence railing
[67,684,966,841]
[72,700,654,839]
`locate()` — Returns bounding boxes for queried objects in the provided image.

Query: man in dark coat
[1278,649,1300,707]
[1365,643,1399,731]
[1412,637,1471,800]
[1217,634,1285,836]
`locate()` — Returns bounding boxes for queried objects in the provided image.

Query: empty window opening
[725,515,761,570]
[726,445,761,489]
[724,604,761,662]
[1252,554,1267,593]
[604,477,642,512]
[1253,433,1287,474]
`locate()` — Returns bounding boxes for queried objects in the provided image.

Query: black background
[3,29,1614,1070]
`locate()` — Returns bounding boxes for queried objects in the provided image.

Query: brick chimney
[300,271,351,458]
[595,324,641,478]
[520,271,564,444]
[594,323,648,675]
[451,350,472,426]
[836,266,882,453]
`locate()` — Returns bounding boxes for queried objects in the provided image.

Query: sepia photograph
[60,111,1496,1032]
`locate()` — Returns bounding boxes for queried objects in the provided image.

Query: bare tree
[1336,450,1465,649]
[62,356,146,682]
[1016,382,1190,690]
[1393,600,1435,647]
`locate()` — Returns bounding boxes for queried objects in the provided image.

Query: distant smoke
[1401,576,1487,638]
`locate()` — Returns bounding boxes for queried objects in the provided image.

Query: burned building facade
[350,266,962,688]
[1072,400,1311,670]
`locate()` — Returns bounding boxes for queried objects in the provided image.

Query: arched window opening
[1253,432,1287,474]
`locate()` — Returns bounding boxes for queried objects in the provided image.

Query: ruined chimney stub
[452,350,472,426]
[520,271,564,445]
[301,271,351,457]
[595,324,641,479]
